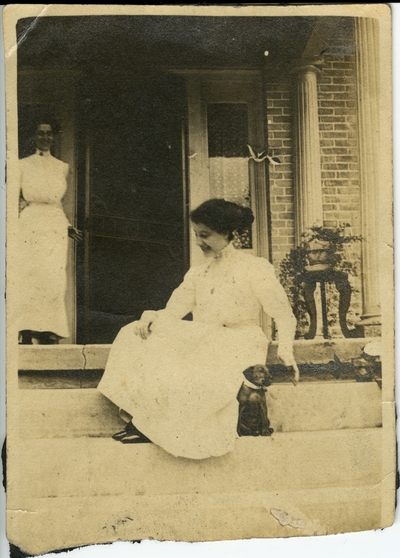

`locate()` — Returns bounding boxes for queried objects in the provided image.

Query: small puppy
[237,364,274,437]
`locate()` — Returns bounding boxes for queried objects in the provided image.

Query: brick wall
[318,54,361,239]
[266,83,295,265]
[266,54,361,264]
[266,53,363,335]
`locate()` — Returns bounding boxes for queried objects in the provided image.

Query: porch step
[18,338,375,370]
[19,382,382,440]
[13,431,382,500]
[7,431,383,553]
[8,486,382,553]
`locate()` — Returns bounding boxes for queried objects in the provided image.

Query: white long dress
[98,242,296,460]
[18,150,71,338]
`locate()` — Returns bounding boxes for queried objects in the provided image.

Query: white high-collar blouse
[156,242,296,348]
[19,149,69,207]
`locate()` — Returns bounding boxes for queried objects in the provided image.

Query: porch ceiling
[17,15,354,73]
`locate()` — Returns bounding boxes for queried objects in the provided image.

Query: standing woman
[18,121,81,345]
[98,199,298,459]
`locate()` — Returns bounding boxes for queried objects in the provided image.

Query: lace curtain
[207,104,252,249]
[209,157,251,248]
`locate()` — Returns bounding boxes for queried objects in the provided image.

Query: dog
[237,364,274,437]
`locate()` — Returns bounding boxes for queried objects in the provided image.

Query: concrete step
[8,485,382,554]
[14,431,381,500]
[7,431,383,554]
[20,388,126,438]
[18,338,375,370]
[19,382,382,440]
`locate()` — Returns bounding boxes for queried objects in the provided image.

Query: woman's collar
[35,149,51,157]
[213,241,236,260]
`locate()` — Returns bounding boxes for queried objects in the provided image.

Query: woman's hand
[277,346,300,386]
[68,226,83,242]
[133,320,153,340]
[133,311,158,340]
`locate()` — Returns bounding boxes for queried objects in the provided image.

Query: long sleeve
[61,163,73,228]
[19,169,26,214]
[249,257,296,348]
[159,266,197,319]
[19,159,28,214]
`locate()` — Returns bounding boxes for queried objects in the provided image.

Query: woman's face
[192,222,229,256]
[34,124,54,152]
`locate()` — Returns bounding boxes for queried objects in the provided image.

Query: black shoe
[112,422,151,443]
[112,429,130,441]
[19,330,33,344]
[120,432,152,444]
[37,331,60,345]
[112,421,137,441]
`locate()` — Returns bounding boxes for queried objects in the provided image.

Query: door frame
[174,70,270,267]
[18,68,80,343]
[176,70,272,336]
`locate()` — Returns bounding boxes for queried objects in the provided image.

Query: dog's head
[243,364,272,387]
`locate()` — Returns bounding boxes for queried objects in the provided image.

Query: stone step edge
[18,338,376,370]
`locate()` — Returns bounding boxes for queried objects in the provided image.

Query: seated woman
[97,199,298,460]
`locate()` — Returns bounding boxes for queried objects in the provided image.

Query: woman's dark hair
[190,199,254,240]
[31,118,61,137]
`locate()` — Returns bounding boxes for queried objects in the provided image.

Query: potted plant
[279,224,362,339]
[303,225,361,271]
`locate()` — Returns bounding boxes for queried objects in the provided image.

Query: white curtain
[209,157,250,206]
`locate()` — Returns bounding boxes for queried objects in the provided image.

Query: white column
[354,18,381,331]
[292,59,324,245]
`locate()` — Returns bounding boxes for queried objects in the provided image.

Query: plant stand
[301,268,363,339]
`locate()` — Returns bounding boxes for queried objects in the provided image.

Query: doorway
[184,71,272,336]
[185,72,270,267]
[77,72,188,344]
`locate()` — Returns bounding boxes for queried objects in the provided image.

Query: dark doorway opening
[77,72,188,344]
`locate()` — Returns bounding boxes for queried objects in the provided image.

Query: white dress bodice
[20,150,69,207]
[160,242,296,345]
